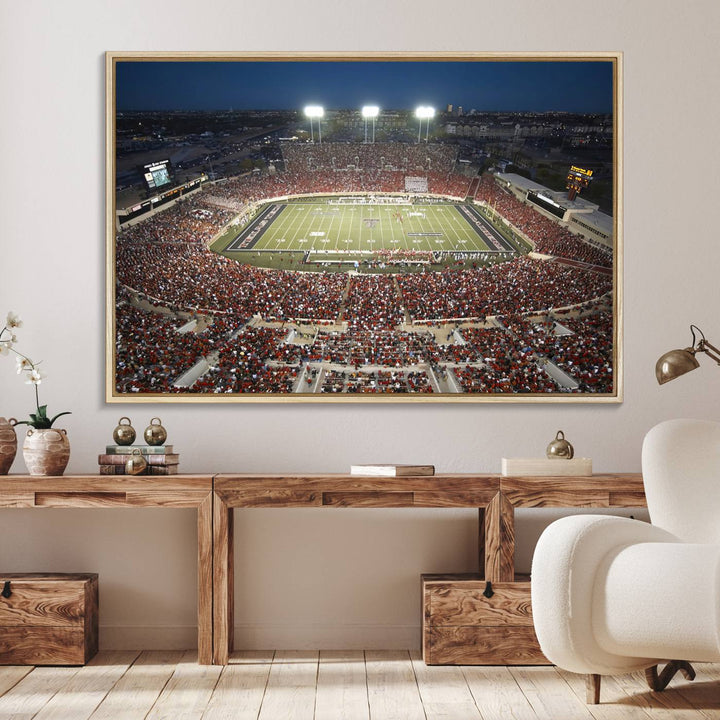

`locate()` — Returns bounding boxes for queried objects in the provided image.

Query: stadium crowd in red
[397,257,612,321]
[116,297,613,394]
[305,331,429,367]
[281,142,458,174]
[551,313,613,391]
[321,368,433,394]
[189,327,298,394]
[450,327,559,394]
[121,198,234,245]
[206,168,470,201]
[498,310,613,392]
[343,275,404,331]
[115,300,239,393]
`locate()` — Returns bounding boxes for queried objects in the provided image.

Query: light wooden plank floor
[0,651,717,720]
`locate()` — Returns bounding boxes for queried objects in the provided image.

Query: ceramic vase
[22,428,70,476]
[0,417,17,475]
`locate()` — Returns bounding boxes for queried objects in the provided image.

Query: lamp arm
[699,339,720,365]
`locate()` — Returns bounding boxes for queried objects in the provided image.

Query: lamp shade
[655,348,700,385]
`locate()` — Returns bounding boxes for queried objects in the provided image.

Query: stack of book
[98,445,179,475]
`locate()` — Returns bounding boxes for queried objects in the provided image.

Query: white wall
[1,0,719,650]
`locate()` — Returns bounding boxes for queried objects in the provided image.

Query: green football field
[220,202,509,252]
[211,200,517,271]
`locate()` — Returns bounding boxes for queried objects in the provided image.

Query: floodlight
[361,106,380,144]
[304,105,324,144]
[415,106,436,143]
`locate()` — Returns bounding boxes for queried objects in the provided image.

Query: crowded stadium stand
[114,141,616,395]
[281,142,458,173]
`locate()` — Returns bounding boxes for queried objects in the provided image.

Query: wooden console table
[1,473,647,666]
[212,473,645,665]
[0,475,214,665]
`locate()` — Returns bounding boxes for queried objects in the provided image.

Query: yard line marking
[378,202,386,253]
[401,208,411,253]
[333,204,343,253]
[446,206,465,250]
[325,204,338,251]
[288,203,305,249]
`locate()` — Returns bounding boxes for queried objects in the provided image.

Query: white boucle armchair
[531,418,720,704]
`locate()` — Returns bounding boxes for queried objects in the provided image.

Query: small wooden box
[422,573,548,665]
[0,573,98,665]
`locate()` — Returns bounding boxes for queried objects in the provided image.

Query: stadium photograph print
[106,52,621,403]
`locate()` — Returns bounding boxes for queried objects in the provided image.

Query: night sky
[116,60,614,114]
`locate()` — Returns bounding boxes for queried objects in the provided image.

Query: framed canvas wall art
[106,52,622,403]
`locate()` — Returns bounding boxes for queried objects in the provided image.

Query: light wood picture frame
[106,52,622,403]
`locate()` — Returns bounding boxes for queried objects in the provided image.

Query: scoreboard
[142,159,173,192]
[566,165,593,201]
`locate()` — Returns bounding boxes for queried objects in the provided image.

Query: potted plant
[1,312,72,475]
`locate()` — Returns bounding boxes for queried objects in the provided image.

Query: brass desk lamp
[655,325,720,384]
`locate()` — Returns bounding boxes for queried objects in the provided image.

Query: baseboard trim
[233,623,421,650]
[99,623,421,650]
[100,625,198,650]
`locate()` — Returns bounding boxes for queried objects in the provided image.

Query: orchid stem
[2,322,42,412]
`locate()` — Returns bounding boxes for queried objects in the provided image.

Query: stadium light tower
[415,106,435,143]
[424,106,435,142]
[304,105,324,144]
[362,105,379,144]
[415,106,426,143]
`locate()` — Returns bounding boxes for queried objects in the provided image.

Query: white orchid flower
[25,368,46,385]
[16,356,33,373]
[3,310,70,429]
[6,312,22,329]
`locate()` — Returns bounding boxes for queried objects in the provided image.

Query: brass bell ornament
[144,417,167,446]
[112,417,136,446]
[125,448,147,475]
[546,430,574,459]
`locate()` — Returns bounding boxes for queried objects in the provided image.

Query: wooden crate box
[422,573,548,665]
[0,573,98,665]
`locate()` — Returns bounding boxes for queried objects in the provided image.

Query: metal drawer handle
[1,581,11,599]
[483,581,494,599]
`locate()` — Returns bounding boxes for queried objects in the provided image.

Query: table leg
[483,492,515,582]
[213,492,234,665]
[197,493,213,665]
[478,507,486,577]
